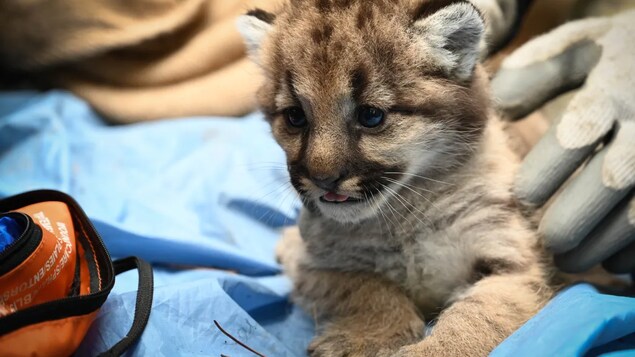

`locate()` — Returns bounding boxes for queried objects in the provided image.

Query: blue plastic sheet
[1,91,634,356]
[492,284,635,357]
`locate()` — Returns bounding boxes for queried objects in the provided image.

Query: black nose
[311,172,345,191]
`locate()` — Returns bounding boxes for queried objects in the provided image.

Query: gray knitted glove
[491,10,635,274]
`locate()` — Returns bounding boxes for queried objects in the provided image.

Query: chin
[314,198,381,223]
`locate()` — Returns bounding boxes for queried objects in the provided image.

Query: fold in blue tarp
[0,91,634,356]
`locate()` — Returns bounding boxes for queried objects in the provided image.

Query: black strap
[97,257,154,357]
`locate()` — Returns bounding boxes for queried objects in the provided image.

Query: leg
[395,268,551,357]
[294,267,425,357]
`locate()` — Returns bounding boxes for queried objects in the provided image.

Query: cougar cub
[239,1,552,355]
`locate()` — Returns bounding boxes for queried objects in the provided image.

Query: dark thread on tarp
[213,320,266,357]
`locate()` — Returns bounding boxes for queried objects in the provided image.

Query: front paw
[391,344,420,357]
[392,340,442,357]
[308,332,399,357]
[275,226,305,278]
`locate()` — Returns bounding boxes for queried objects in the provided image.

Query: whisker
[363,184,395,240]
[376,187,408,234]
[255,182,295,224]
[379,181,418,233]
[276,187,301,227]
[384,176,435,195]
[383,177,443,214]
[382,184,434,228]
[246,167,290,172]
[385,172,452,186]
[252,180,294,205]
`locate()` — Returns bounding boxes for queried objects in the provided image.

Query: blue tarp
[0,91,634,356]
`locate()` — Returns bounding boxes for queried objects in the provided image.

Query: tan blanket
[0,0,281,123]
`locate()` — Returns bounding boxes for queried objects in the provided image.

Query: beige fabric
[0,0,282,123]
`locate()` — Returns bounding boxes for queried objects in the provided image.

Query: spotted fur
[240,1,552,356]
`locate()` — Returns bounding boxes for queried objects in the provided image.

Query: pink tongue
[323,192,350,202]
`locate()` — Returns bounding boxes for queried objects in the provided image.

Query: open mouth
[319,192,363,204]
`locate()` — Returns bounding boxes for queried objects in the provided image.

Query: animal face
[240,0,489,223]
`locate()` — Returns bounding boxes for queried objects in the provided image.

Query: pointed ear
[236,9,276,62]
[413,1,484,81]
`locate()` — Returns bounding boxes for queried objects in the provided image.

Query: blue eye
[358,106,385,128]
[285,107,307,127]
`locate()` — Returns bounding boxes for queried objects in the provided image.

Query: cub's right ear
[237,9,276,63]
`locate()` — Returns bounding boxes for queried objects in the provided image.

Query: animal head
[239,0,490,223]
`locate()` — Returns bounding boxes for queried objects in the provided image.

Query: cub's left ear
[413,2,485,81]
[236,9,276,63]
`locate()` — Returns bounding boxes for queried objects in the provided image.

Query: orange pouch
[0,190,154,357]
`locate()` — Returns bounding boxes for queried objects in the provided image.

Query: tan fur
[396,266,551,356]
[0,0,287,122]
[298,268,425,357]
[244,1,554,356]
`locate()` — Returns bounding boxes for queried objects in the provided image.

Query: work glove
[491,9,635,274]
[470,0,534,54]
